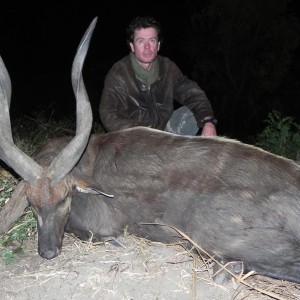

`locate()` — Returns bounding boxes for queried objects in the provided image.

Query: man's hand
[201,122,217,136]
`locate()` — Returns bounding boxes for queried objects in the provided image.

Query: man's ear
[130,42,135,52]
[158,41,160,51]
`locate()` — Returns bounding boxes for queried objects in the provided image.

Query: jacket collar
[130,52,160,87]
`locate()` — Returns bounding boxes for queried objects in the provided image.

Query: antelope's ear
[76,186,114,198]
[0,180,29,235]
[73,177,114,198]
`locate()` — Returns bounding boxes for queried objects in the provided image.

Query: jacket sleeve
[171,62,214,127]
[99,69,141,132]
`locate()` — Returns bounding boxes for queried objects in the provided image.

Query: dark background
[1,0,299,142]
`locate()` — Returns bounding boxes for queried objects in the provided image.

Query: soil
[1,234,299,300]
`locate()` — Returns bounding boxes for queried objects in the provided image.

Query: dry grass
[1,231,300,300]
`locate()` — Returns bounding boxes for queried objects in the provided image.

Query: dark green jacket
[99,54,214,132]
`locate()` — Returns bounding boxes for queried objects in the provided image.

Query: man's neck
[137,60,152,71]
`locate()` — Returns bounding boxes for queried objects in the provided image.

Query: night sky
[0,3,191,123]
[1,1,300,137]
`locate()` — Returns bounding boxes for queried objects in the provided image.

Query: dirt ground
[1,233,299,300]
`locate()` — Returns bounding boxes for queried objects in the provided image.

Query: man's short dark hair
[126,16,163,46]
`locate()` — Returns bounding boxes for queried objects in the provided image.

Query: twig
[140,222,287,300]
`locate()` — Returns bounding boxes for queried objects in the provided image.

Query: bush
[10,110,104,156]
[0,170,35,260]
[11,112,76,155]
[255,110,300,161]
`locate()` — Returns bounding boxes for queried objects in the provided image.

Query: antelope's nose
[39,247,60,260]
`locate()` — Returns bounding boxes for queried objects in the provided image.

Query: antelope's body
[1,17,300,285]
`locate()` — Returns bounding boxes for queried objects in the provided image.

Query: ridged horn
[45,17,97,185]
[0,56,43,182]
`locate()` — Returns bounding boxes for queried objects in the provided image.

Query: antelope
[1,17,300,285]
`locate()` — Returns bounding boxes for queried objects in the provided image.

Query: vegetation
[254,110,300,161]
[0,170,34,264]
[183,0,300,140]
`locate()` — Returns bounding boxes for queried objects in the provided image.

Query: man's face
[130,27,160,69]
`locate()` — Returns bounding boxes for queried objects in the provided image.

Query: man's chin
[142,55,155,62]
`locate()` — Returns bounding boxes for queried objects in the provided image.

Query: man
[99,16,217,136]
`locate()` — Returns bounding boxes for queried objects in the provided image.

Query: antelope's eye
[57,196,72,212]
